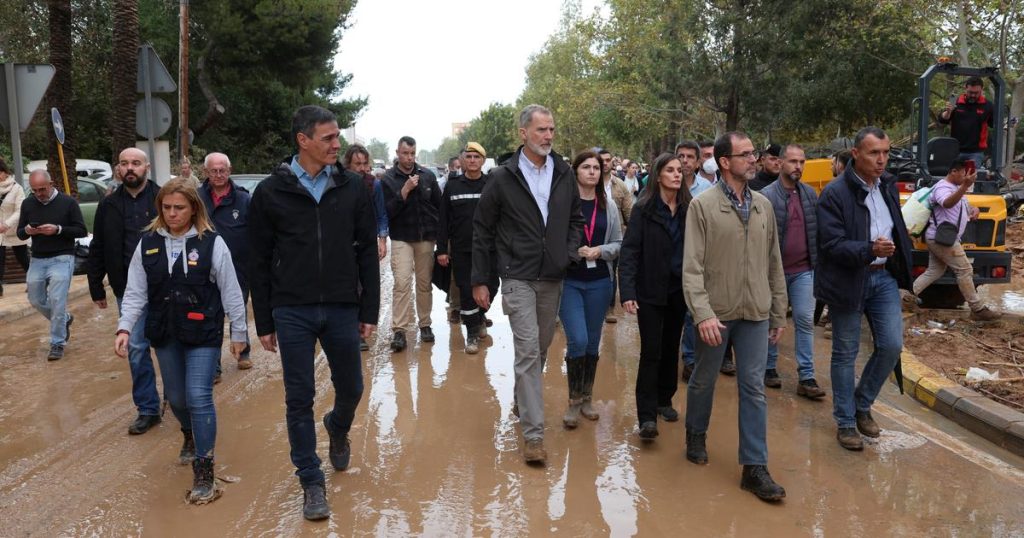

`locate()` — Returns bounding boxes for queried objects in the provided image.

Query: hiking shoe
[685,432,708,464]
[465,335,480,354]
[47,344,65,361]
[359,337,369,351]
[128,414,161,435]
[302,481,331,521]
[390,330,407,352]
[837,427,864,450]
[855,410,880,438]
[237,357,253,370]
[741,465,786,502]
[323,413,351,471]
[681,363,694,383]
[638,421,659,440]
[657,406,679,422]
[797,379,826,399]
[420,326,435,343]
[764,368,782,388]
[971,306,1002,322]
[65,313,74,340]
[523,438,547,464]
[720,358,736,376]
[179,430,196,465]
[187,457,218,504]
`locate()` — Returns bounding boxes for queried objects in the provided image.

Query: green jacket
[682,183,787,328]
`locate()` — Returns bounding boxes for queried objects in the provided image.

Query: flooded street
[2,276,1024,536]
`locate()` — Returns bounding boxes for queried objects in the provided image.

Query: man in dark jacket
[815,126,912,452]
[88,148,163,434]
[759,144,825,399]
[249,105,379,521]
[749,143,781,191]
[938,76,995,166]
[472,104,584,465]
[381,136,442,351]
[199,152,252,373]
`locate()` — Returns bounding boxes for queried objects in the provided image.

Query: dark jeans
[273,303,363,486]
[116,296,161,416]
[0,245,30,286]
[452,251,496,332]
[635,289,685,425]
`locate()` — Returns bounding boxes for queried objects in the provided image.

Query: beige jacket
[0,177,29,247]
[608,176,633,228]
[682,183,787,328]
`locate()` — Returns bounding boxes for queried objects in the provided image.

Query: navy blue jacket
[200,180,251,287]
[814,167,912,311]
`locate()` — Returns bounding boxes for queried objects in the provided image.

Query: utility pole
[178,0,189,163]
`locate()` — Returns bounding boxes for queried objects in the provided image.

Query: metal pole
[56,142,70,194]
[5,63,25,188]
[178,0,189,162]
[141,48,156,163]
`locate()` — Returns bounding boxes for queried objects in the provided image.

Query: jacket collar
[274,158,349,190]
[507,146,569,179]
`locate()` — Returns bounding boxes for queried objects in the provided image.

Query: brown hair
[572,150,607,211]
[638,153,692,208]
[146,178,215,238]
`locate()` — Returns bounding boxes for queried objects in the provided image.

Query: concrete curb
[899,348,1024,457]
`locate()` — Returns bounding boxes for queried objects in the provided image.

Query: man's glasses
[207,168,229,175]
[727,151,757,160]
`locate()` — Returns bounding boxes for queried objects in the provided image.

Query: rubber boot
[579,354,600,420]
[563,357,585,429]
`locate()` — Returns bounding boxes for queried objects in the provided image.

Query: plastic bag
[964,367,1000,382]
[901,186,934,237]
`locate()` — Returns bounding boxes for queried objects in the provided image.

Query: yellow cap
[464,142,487,158]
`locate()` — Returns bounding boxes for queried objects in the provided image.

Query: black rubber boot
[179,429,196,466]
[188,457,218,504]
[580,354,600,420]
[563,357,585,429]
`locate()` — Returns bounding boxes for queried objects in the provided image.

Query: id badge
[586,260,597,269]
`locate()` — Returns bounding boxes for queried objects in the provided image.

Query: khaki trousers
[390,240,435,332]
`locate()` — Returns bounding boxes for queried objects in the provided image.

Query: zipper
[316,206,324,303]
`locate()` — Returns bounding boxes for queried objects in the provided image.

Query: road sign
[136,98,172,138]
[0,63,56,132]
[136,44,176,94]
[51,107,65,144]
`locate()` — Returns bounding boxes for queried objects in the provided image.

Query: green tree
[366,137,389,163]
[457,102,518,157]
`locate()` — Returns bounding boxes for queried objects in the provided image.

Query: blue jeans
[273,304,363,486]
[767,270,815,380]
[26,255,74,346]
[829,270,903,429]
[558,277,614,357]
[686,319,769,465]
[117,297,161,416]
[154,340,219,458]
[681,311,696,367]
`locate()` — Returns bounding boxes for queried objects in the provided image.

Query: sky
[333,0,603,154]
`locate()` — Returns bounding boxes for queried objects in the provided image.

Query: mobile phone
[949,93,957,106]
[965,160,976,175]
[29,221,40,227]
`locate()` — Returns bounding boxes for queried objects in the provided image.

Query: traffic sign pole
[56,142,70,194]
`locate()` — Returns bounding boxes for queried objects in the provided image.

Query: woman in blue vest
[114,178,248,504]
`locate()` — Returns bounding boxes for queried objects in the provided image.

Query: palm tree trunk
[46,0,76,196]
[110,0,139,159]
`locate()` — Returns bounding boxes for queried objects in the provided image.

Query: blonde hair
[146,178,215,237]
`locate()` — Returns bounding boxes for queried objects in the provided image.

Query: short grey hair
[28,169,51,182]
[518,104,552,129]
[204,152,231,168]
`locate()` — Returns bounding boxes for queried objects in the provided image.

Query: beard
[742,167,757,181]
[526,140,551,157]
[122,172,146,189]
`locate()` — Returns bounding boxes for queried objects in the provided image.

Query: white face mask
[702,158,718,175]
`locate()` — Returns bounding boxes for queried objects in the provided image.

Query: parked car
[27,159,112,178]
[229,173,267,193]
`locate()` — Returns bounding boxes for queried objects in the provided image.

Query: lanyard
[583,200,599,246]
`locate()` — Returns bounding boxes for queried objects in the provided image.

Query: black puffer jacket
[381,164,441,242]
[87,180,159,301]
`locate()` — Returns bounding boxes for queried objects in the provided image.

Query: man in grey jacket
[472,104,584,465]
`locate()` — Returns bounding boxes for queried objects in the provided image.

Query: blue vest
[140,232,224,347]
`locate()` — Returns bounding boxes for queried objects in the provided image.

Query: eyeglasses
[207,168,229,175]
[727,151,757,160]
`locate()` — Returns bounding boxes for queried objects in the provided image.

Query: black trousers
[635,288,686,425]
[0,245,30,285]
[452,251,497,331]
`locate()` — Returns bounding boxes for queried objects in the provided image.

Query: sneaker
[657,406,679,422]
[465,335,480,354]
[187,457,218,504]
[797,379,826,399]
[237,357,253,370]
[685,431,708,464]
[523,438,547,464]
[971,306,1002,322]
[359,337,369,351]
[837,427,864,450]
[855,410,880,438]
[720,358,736,376]
[638,421,659,440]
[323,413,351,471]
[128,414,162,435]
[65,313,74,341]
[740,465,786,502]
[390,330,407,352]
[302,481,331,521]
[420,326,435,343]
[764,368,782,389]
[681,363,694,383]
[179,430,196,465]
[47,344,65,361]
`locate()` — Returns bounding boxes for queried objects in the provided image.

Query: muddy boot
[188,457,218,504]
[563,357,585,429]
[179,430,196,465]
[686,431,708,464]
[741,465,786,502]
[302,481,330,520]
[579,354,600,421]
[971,306,1001,322]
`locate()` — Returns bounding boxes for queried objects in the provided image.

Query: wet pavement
[2,277,1024,536]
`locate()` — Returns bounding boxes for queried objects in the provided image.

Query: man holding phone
[910,158,1000,320]
[938,77,994,167]
[17,170,87,360]
[815,127,913,451]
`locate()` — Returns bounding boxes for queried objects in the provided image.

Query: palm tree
[46,0,76,196]
[110,0,139,159]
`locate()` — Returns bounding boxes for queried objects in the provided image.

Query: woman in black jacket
[619,153,691,441]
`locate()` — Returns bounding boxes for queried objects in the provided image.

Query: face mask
[702,158,718,175]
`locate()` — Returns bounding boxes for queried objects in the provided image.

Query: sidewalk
[0,274,92,324]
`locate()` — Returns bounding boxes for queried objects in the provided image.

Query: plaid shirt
[719,179,752,223]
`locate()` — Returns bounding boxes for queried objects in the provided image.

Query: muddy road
[2,278,1024,536]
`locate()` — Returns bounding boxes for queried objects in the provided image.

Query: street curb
[899,348,1024,457]
[0,278,93,324]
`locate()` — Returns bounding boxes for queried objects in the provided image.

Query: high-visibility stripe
[460,307,480,316]
[451,194,482,201]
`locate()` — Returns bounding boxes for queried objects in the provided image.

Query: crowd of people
[1,87,1002,518]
